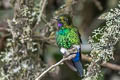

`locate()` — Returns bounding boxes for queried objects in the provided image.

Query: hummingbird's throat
[58,22,63,27]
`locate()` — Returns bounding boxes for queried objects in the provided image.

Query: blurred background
[0,0,120,80]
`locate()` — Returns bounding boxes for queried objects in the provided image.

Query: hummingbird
[56,14,83,77]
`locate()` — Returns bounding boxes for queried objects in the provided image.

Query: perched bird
[56,14,83,77]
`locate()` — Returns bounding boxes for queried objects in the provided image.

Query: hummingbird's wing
[78,32,82,43]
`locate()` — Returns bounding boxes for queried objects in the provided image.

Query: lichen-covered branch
[83,3,120,80]
[0,0,48,80]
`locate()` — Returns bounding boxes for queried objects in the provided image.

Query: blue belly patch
[72,51,80,62]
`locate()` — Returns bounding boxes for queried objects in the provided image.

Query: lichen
[84,2,120,80]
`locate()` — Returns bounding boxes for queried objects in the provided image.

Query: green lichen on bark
[0,0,47,80]
[84,2,120,80]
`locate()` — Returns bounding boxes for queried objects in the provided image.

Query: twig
[0,28,10,32]
[32,0,47,31]
[101,62,120,70]
[35,57,69,80]
[93,0,103,11]
[35,54,120,80]
[41,15,56,28]
[81,54,120,70]
[37,0,47,24]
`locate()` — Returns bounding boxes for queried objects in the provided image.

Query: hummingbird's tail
[74,60,83,77]
[72,51,83,77]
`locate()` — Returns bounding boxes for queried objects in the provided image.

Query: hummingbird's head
[56,14,72,28]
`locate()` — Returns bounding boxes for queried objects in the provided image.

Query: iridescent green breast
[56,27,80,49]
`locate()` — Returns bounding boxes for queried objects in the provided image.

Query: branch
[33,0,47,31]
[37,0,47,24]
[35,53,120,80]
[35,57,70,80]
[93,0,103,11]
[35,48,77,80]
[81,54,120,70]
[0,28,10,32]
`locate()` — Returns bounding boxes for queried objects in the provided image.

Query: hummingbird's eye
[57,18,61,22]
[64,18,70,24]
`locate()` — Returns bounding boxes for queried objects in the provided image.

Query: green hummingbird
[56,14,83,77]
